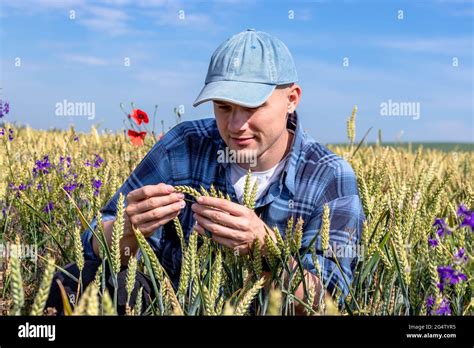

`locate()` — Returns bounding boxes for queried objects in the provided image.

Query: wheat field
[0,110,472,316]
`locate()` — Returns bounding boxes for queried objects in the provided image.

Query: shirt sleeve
[81,140,173,261]
[299,159,365,299]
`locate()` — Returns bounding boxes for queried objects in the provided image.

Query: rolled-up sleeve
[300,159,365,298]
[81,140,173,261]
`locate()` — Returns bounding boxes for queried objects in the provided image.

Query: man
[47,29,364,315]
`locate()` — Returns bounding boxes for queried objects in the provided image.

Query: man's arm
[90,184,185,265]
[296,160,365,302]
[81,138,177,264]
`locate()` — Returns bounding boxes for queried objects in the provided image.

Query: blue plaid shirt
[82,111,365,297]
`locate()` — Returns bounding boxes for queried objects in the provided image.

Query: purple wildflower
[437,265,467,292]
[73,135,79,142]
[8,128,13,141]
[454,248,468,265]
[4,102,9,115]
[85,154,104,168]
[63,182,78,194]
[428,236,438,248]
[33,155,52,175]
[8,183,28,195]
[461,214,474,230]
[433,218,451,238]
[457,204,469,216]
[43,201,54,214]
[93,154,104,168]
[457,204,474,230]
[37,183,43,190]
[435,297,451,316]
[0,128,4,136]
[92,179,102,196]
[59,156,72,171]
[426,295,434,315]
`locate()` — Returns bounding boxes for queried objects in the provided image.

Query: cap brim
[193,80,276,108]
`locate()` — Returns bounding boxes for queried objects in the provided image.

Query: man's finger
[127,193,184,215]
[193,212,243,241]
[131,200,185,226]
[138,210,180,235]
[196,196,244,216]
[126,183,174,202]
[192,203,243,230]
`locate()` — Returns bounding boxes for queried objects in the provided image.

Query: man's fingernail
[177,193,185,199]
[180,201,186,208]
[198,196,204,203]
[167,185,174,192]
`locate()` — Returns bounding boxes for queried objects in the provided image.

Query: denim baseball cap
[193,29,298,108]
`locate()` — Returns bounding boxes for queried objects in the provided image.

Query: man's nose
[228,108,250,133]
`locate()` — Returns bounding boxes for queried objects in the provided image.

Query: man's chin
[222,145,260,167]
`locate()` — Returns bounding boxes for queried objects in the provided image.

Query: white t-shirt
[230,153,290,205]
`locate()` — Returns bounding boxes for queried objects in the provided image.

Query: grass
[0,107,472,316]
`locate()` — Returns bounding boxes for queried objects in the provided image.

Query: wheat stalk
[30,256,55,316]
[321,204,330,252]
[73,225,84,272]
[234,276,265,315]
[126,255,137,306]
[9,241,24,316]
[111,193,125,274]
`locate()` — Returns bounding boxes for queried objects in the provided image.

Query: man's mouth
[230,136,255,146]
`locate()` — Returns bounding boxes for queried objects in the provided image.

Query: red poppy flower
[128,129,147,146]
[130,109,149,125]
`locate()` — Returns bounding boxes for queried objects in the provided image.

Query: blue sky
[0,0,473,143]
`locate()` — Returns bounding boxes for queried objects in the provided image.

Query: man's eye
[219,106,231,111]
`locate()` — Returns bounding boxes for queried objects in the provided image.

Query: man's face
[213,84,299,168]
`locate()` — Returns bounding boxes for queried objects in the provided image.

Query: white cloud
[77,6,131,36]
[152,10,223,32]
[61,54,108,66]
[132,68,202,86]
[3,0,86,14]
[373,36,473,55]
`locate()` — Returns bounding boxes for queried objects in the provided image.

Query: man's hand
[191,196,274,255]
[92,183,185,264]
[124,183,186,238]
[191,195,328,315]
